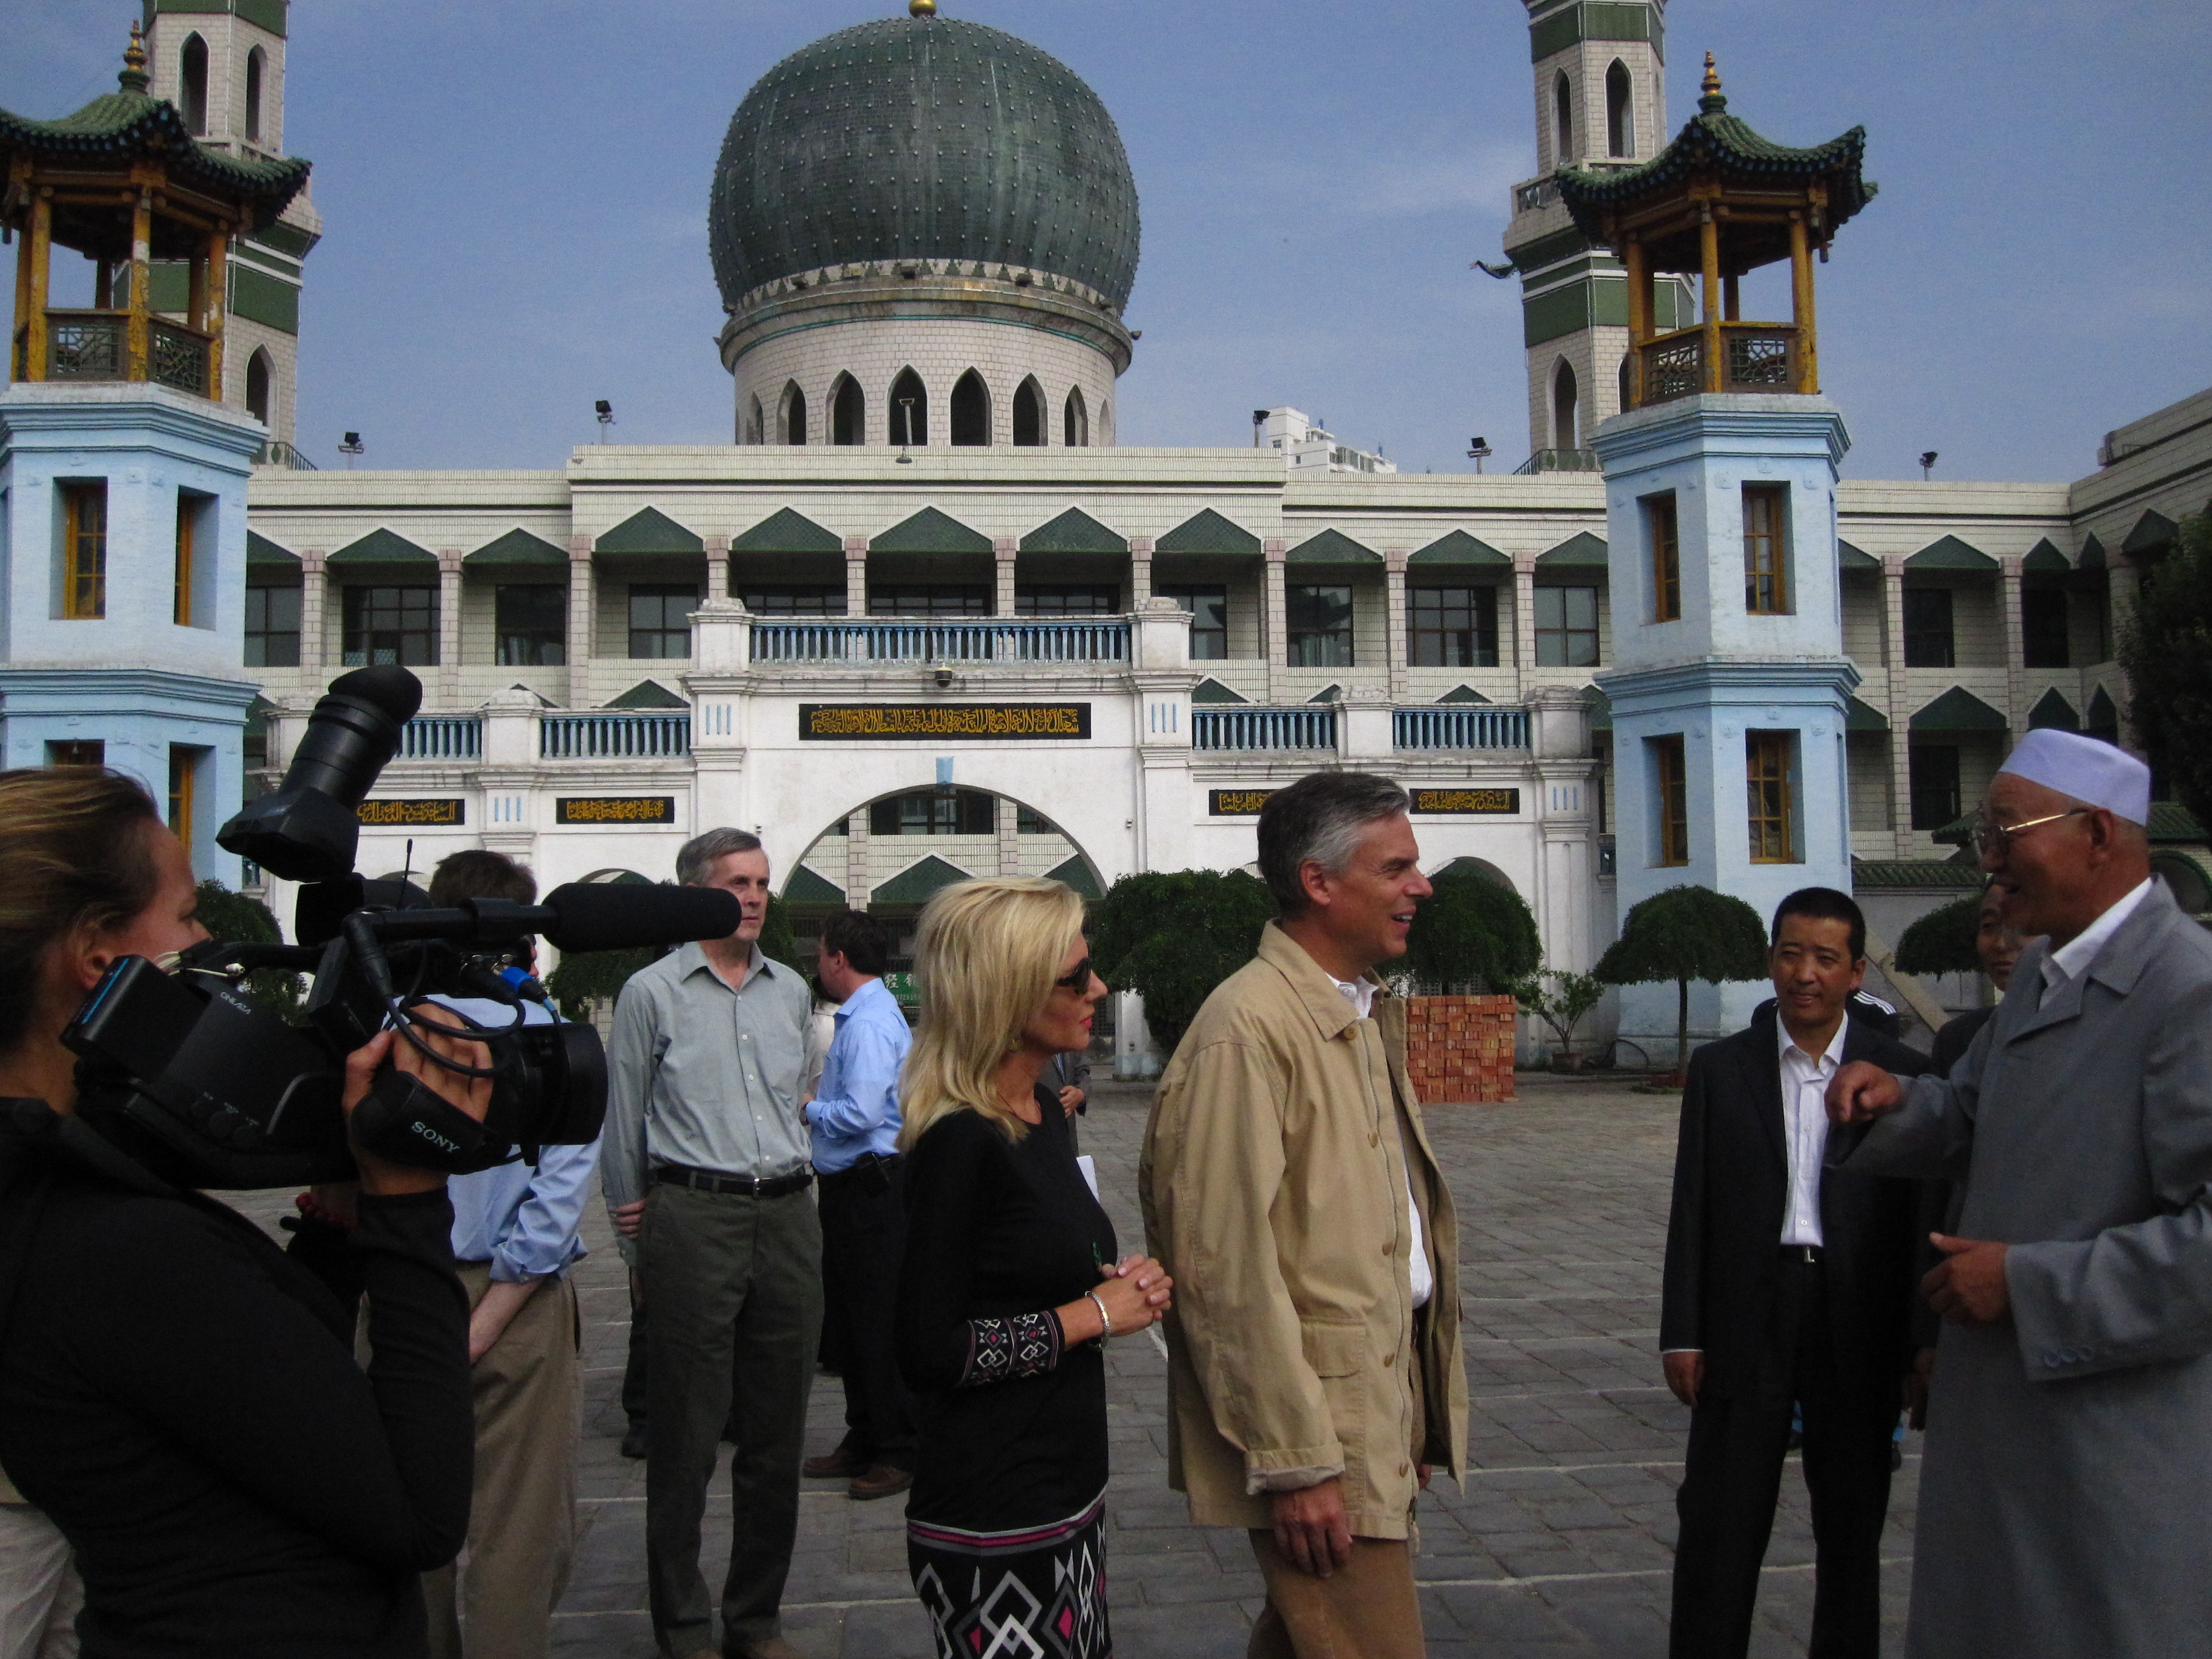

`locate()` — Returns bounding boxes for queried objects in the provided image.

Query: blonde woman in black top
[894,878,1171,1659]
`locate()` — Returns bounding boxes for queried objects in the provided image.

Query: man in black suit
[1661,888,1932,1658]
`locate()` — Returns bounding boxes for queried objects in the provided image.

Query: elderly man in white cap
[1827,728,2212,1658]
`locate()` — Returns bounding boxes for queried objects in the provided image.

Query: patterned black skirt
[907,1489,1110,1658]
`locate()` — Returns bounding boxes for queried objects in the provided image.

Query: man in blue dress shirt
[799,911,917,1500]
[419,850,600,1659]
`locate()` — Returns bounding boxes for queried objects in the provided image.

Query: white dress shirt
[1777,1014,1848,1249]
[1327,974,1433,1308]
[2041,877,2153,996]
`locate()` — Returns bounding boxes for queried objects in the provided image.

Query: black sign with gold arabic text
[358,799,466,827]
[556,796,676,826]
[1410,787,1520,815]
[1208,789,1279,816]
[800,704,1091,742]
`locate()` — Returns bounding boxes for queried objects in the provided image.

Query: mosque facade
[6,0,2209,1066]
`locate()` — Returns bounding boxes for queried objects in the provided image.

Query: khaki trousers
[1246,1532,1425,1659]
[422,1262,581,1659]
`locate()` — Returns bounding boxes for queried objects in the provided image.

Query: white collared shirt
[1777,1014,1848,1249]
[2041,877,2154,995]
[1328,974,1433,1308]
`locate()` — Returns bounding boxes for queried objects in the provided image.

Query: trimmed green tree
[1402,865,1541,994]
[1594,885,1770,1077]
[1894,893,1984,978]
[1510,968,1607,1066]
[1088,869,1275,1048]
[546,945,656,1024]
[192,880,302,1019]
[2121,510,2212,837]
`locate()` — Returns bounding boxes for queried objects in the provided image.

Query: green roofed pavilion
[1910,687,2007,733]
[327,529,435,566]
[1021,508,1126,555]
[247,532,299,568]
[1409,531,1510,567]
[872,508,992,555]
[1536,532,1609,568]
[874,854,974,906]
[467,529,567,566]
[1906,536,1998,571]
[1286,530,1380,565]
[597,507,704,554]
[1045,855,1102,900]
[734,508,842,555]
[1156,509,1261,556]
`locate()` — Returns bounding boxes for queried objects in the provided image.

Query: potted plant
[1510,968,1606,1071]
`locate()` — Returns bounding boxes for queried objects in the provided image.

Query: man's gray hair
[676,827,765,886]
[1256,771,1412,915]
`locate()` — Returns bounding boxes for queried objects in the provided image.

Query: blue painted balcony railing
[1192,707,1338,751]
[749,618,1130,665]
[398,715,482,761]
[540,712,691,759]
[1394,707,1531,750]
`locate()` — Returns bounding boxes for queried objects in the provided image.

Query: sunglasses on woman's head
[1053,957,1094,993]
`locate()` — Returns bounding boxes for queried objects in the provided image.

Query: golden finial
[119,19,151,93]
[1701,52,1720,97]
[909,0,938,15]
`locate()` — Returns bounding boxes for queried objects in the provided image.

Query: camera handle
[349,1067,505,1175]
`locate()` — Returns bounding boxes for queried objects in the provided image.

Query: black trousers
[1669,1253,1899,1659]
[818,1160,918,1465]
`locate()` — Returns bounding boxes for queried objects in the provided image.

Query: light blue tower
[1562,58,1877,1046]
[1,27,312,880]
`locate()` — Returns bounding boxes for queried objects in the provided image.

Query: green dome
[709,15,1140,311]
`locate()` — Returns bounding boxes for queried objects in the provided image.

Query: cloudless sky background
[8,1,2209,482]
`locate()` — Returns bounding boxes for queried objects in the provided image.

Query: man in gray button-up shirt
[602,828,818,1659]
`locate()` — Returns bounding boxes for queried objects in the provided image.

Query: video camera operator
[0,766,488,1657]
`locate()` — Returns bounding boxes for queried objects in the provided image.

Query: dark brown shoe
[849,1462,914,1501]
[802,1435,868,1480]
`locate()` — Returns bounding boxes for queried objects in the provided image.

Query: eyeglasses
[1053,956,1095,993]
[1971,807,2090,860]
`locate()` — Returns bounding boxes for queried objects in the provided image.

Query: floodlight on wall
[338,431,364,469]
[595,400,614,444]
[1467,436,1493,473]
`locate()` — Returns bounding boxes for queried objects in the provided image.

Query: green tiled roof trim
[783,865,846,905]
[734,508,842,555]
[1537,531,1609,567]
[607,680,688,709]
[1409,530,1510,566]
[1838,541,1880,569]
[1851,860,1981,890]
[1846,696,1888,732]
[1555,97,1874,248]
[2086,687,2119,729]
[1156,509,1261,556]
[246,531,298,567]
[2151,802,2207,843]
[1910,686,2007,733]
[328,529,434,567]
[467,529,567,566]
[1191,679,1248,705]
[2028,690,2079,731]
[0,80,308,231]
[1021,507,1125,554]
[597,507,704,554]
[1306,685,1342,705]
[1440,685,1493,705]
[872,507,992,555]
[1584,686,1611,730]
[874,854,973,905]
[709,17,1139,309]
[2078,535,2107,571]
[2021,539,2071,573]
[1906,535,1997,571]
[2124,510,2179,556]
[1286,529,1380,565]
[1045,854,1102,900]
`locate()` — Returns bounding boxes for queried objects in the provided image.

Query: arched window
[950,370,990,446]
[1552,70,1573,165]
[743,395,764,446]
[1063,387,1089,448]
[181,34,210,136]
[1012,378,1045,447]
[779,381,806,446]
[1605,61,1633,158]
[245,349,272,425]
[1552,359,1580,452]
[890,368,928,447]
[832,375,865,445]
[244,46,265,144]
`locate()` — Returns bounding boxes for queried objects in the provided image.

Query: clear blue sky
[9,1,2209,483]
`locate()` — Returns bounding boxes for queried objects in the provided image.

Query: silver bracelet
[1084,1290,1112,1343]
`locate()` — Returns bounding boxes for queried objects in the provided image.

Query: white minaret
[144,0,320,454]
[1496,0,1692,467]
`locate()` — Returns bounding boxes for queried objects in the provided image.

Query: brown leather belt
[651,1162,813,1198]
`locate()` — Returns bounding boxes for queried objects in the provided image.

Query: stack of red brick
[1402,994,1519,1104]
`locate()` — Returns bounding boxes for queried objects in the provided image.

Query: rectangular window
[2022,586,2069,669]
[870,789,996,836]
[243,585,302,667]
[1746,731,1797,863]
[868,586,990,617]
[1410,585,1500,667]
[1535,585,1600,667]
[628,583,699,659]
[1016,804,1056,834]
[173,494,196,626]
[1742,484,1789,614]
[1909,744,1962,832]
[341,585,436,666]
[1902,586,1955,668]
[45,740,105,768]
[741,586,846,616]
[1647,492,1681,622]
[167,747,197,853]
[1651,734,1689,866]
[1287,584,1354,666]
[61,482,107,619]
[1161,586,1229,660]
[495,584,567,666]
[1015,585,1119,615]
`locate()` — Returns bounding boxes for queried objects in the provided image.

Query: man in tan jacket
[1141,771,1468,1659]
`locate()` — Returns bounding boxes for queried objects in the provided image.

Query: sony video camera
[61,665,738,1191]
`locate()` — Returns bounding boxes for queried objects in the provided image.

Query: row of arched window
[1551,60,1636,165]
[744,369,1093,448]
[178,33,269,147]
